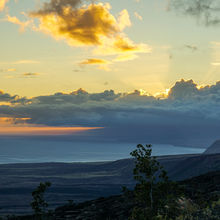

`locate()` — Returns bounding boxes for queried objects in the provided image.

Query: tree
[129,144,182,220]
[31,182,51,217]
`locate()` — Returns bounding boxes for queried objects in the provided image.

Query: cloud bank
[1,79,220,146]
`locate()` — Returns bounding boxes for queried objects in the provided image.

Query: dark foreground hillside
[7,171,220,220]
[0,153,220,215]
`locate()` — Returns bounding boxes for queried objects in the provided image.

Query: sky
[1,0,220,147]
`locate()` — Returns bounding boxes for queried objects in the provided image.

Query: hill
[204,140,220,154]
[8,170,220,220]
[0,153,220,215]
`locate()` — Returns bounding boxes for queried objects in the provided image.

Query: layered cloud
[168,0,220,26]
[1,79,220,146]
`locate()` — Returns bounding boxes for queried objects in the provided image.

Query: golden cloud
[6,14,32,32]
[7,68,16,72]
[5,0,151,65]
[79,58,109,65]
[79,58,111,71]
[94,35,151,57]
[211,62,220,66]
[23,72,39,77]
[29,1,151,61]
[0,0,9,11]
[134,12,143,21]
[0,68,16,72]
[14,60,40,64]
[114,54,138,62]
[30,3,122,46]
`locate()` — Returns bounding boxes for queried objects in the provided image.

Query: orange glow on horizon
[0,126,102,136]
[0,117,102,136]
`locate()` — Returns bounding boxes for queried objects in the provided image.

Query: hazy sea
[0,138,205,164]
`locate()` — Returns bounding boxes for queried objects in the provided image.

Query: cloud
[1,79,220,146]
[185,44,198,51]
[4,0,150,63]
[134,12,143,21]
[7,68,16,72]
[168,0,220,26]
[32,0,83,15]
[23,72,39,77]
[0,0,9,11]
[79,58,109,65]
[6,14,32,32]
[30,2,122,46]
[0,124,101,136]
[117,9,131,30]
[0,90,29,105]
[94,35,151,57]
[211,62,220,66]
[14,60,40,64]
[79,58,111,70]
[168,79,198,100]
[28,1,150,60]
[114,54,138,62]
[0,90,17,102]
[0,68,16,72]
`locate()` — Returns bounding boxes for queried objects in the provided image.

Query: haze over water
[0,138,205,164]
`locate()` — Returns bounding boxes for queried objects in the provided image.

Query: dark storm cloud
[168,0,220,26]
[1,79,220,146]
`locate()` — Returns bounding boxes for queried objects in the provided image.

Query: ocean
[0,137,205,164]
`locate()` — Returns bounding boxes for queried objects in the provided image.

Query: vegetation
[127,144,182,220]
[1,144,220,220]
[30,182,52,218]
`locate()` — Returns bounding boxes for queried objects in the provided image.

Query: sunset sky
[1,0,220,146]
[1,0,220,96]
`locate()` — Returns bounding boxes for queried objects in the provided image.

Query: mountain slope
[1,153,220,215]
[204,140,220,154]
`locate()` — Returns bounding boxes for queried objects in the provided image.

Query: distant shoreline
[0,139,206,164]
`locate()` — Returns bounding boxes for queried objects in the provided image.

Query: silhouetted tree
[129,144,182,220]
[31,182,51,218]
